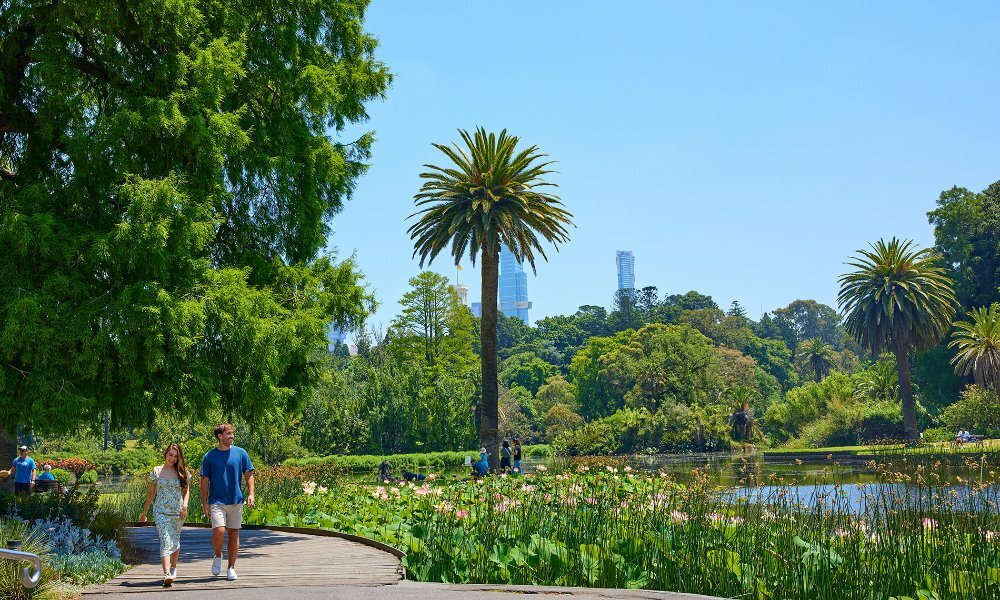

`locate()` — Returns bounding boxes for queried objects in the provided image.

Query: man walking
[200,424,255,581]
[9,445,36,495]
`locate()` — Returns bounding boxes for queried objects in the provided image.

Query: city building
[499,245,531,323]
[616,250,635,290]
[471,302,482,318]
[326,324,348,350]
[453,283,468,306]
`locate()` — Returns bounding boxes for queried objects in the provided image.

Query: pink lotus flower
[537,465,548,472]
[585,497,598,505]
[455,510,468,520]
[671,510,689,524]
[922,518,938,529]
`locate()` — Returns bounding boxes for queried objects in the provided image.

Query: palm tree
[796,338,836,382]
[408,128,573,469]
[949,304,1000,393]
[838,238,956,442]
[726,386,761,442]
[853,354,899,403]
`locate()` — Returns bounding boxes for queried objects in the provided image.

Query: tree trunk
[0,421,15,493]
[480,246,500,471]
[893,341,919,443]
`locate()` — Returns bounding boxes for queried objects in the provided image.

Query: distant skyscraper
[453,283,468,306]
[471,302,482,318]
[326,324,348,350]
[499,245,531,323]
[616,250,635,290]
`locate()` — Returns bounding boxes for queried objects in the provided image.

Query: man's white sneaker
[163,572,174,587]
[227,567,238,581]
[212,556,222,576]
[169,567,177,579]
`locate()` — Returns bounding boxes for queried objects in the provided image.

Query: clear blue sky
[329,1,1000,335]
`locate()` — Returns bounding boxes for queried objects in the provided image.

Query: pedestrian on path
[140,443,191,587]
[0,445,36,494]
[500,440,512,473]
[200,423,255,582]
[512,439,522,475]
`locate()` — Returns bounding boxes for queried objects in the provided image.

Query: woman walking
[140,444,191,587]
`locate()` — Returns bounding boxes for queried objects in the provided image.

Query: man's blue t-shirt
[200,447,253,505]
[12,457,35,483]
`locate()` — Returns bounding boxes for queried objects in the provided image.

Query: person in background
[35,464,56,492]
[472,447,489,477]
[140,444,191,587]
[1,445,37,495]
[378,460,397,483]
[200,423,255,582]
[512,439,523,475]
[500,440,512,473]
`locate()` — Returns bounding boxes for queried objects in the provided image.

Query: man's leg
[226,528,239,567]
[212,526,225,557]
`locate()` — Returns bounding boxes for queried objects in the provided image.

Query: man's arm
[245,471,255,508]
[200,475,210,519]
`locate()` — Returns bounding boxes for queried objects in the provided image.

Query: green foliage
[231,462,1000,599]
[0,518,58,599]
[766,372,858,440]
[78,470,98,485]
[939,386,1000,438]
[500,352,559,396]
[390,271,477,375]
[409,127,574,469]
[49,469,73,486]
[0,0,390,434]
[555,404,731,455]
[839,238,957,441]
[773,300,845,350]
[928,181,1000,309]
[949,304,1000,392]
[284,447,551,472]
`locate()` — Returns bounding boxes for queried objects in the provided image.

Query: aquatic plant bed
[238,461,1000,600]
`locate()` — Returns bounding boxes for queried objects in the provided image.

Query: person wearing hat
[472,447,489,477]
[1,446,37,494]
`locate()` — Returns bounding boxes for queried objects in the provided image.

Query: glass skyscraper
[616,250,635,290]
[499,245,531,323]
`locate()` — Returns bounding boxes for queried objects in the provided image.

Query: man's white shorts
[209,503,243,529]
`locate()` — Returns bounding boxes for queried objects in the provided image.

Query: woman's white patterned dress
[149,467,185,558]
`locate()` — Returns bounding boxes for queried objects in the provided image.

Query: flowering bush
[43,457,95,476]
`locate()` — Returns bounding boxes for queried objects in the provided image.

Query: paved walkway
[85,525,723,599]
[85,525,403,594]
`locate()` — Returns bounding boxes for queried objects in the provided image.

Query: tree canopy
[0,0,390,433]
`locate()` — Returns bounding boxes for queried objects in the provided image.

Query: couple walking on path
[140,423,255,587]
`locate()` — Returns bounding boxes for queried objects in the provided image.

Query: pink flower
[543,493,552,501]
[922,518,938,530]
[455,510,468,520]
[671,510,689,524]
[585,497,598,505]
[537,465,547,472]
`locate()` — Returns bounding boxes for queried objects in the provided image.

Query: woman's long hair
[164,443,190,491]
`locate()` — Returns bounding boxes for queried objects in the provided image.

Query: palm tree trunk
[480,246,500,471]
[893,341,919,443]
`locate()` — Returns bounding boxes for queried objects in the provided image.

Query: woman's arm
[140,480,157,522]
[180,471,190,521]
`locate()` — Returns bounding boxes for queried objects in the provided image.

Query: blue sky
[329,1,1000,334]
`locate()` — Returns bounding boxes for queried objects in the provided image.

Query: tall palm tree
[949,303,1000,393]
[838,238,956,442]
[408,128,573,469]
[796,338,836,382]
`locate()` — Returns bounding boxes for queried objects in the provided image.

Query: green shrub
[940,385,1000,438]
[50,468,73,486]
[78,470,99,485]
[48,551,126,586]
[0,518,59,599]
